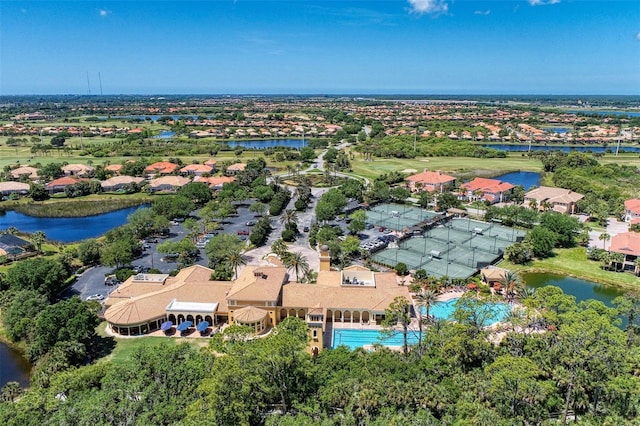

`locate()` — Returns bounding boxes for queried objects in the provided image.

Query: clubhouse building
[104,259,411,351]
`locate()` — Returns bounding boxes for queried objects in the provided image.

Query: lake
[485,144,640,153]
[565,110,640,118]
[226,139,308,149]
[0,342,31,388]
[0,206,142,242]
[494,171,540,190]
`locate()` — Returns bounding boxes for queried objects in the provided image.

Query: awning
[176,321,193,332]
[161,321,173,331]
[196,321,209,332]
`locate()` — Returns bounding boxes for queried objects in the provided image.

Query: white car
[86,294,105,301]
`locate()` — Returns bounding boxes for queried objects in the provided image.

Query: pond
[0,342,31,388]
[565,110,640,118]
[484,144,640,153]
[493,171,540,191]
[0,205,143,243]
[225,139,308,149]
[524,272,633,327]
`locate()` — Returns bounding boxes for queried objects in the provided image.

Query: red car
[237,229,250,236]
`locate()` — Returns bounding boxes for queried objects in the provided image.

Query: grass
[350,154,544,181]
[349,152,640,182]
[499,246,640,291]
[0,193,153,216]
[95,322,205,366]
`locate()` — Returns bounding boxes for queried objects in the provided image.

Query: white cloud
[528,0,560,6]
[474,9,491,15]
[99,9,110,17]
[407,0,449,15]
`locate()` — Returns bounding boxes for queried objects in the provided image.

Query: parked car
[246,220,256,226]
[237,229,250,236]
[303,226,310,232]
[86,294,104,301]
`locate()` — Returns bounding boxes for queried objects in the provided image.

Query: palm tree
[271,239,289,258]
[5,227,18,235]
[611,252,625,272]
[500,271,523,302]
[280,209,298,226]
[415,289,438,322]
[541,200,553,212]
[413,288,437,357]
[32,231,46,255]
[226,248,246,280]
[599,232,611,250]
[282,251,310,282]
[633,257,640,276]
[528,199,538,211]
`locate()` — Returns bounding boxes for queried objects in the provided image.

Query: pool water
[332,298,510,350]
[333,328,421,351]
[426,298,511,323]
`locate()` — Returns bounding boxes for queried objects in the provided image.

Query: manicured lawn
[350,154,544,180]
[95,322,205,366]
[500,246,640,291]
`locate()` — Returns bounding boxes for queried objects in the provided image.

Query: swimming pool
[331,298,510,350]
[332,328,421,351]
[426,298,511,323]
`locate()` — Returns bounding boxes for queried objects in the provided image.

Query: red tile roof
[407,170,456,185]
[144,161,179,174]
[462,177,514,193]
[624,199,640,214]
[610,232,640,257]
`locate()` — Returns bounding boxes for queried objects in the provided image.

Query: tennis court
[370,212,525,279]
[367,204,440,231]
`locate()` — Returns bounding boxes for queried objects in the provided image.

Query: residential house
[194,175,236,190]
[461,177,514,204]
[0,181,30,196]
[180,164,214,177]
[144,161,179,177]
[46,176,81,194]
[524,186,584,214]
[148,175,190,192]
[624,199,640,223]
[406,170,456,193]
[101,176,145,192]
[608,231,640,272]
[225,163,246,176]
[104,164,123,175]
[10,166,39,181]
[62,163,95,177]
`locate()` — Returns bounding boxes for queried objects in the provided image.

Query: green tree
[205,233,244,270]
[282,251,310,282]
[486,355,546,421]
[101,238,135,269]
[2,290,49,342]
[347,209,367,235]
[152,195,195,220]
[226,248,247,280]
[29,183,49,201]
[5,257,69,300]
[178,182,213,205]
[381,296,412,355]
[31,231,46,255]
[525,226,557,258]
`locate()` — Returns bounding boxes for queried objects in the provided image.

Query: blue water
[547,127,570,134]
[565,110,640,118]
[494,171,541,190]
[333,328,421,350]
[485,144,640,153]
[154,130,176,139]
[425,298,511,323]
[332,298,510,349]
[0,206,143,242]
[226,139,308,149]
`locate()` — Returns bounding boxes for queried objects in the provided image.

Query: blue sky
[1,1,639,95]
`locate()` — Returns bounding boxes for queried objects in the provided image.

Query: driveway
[588,218,629,249]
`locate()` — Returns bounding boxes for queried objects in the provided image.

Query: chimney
[319,244,331,272]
